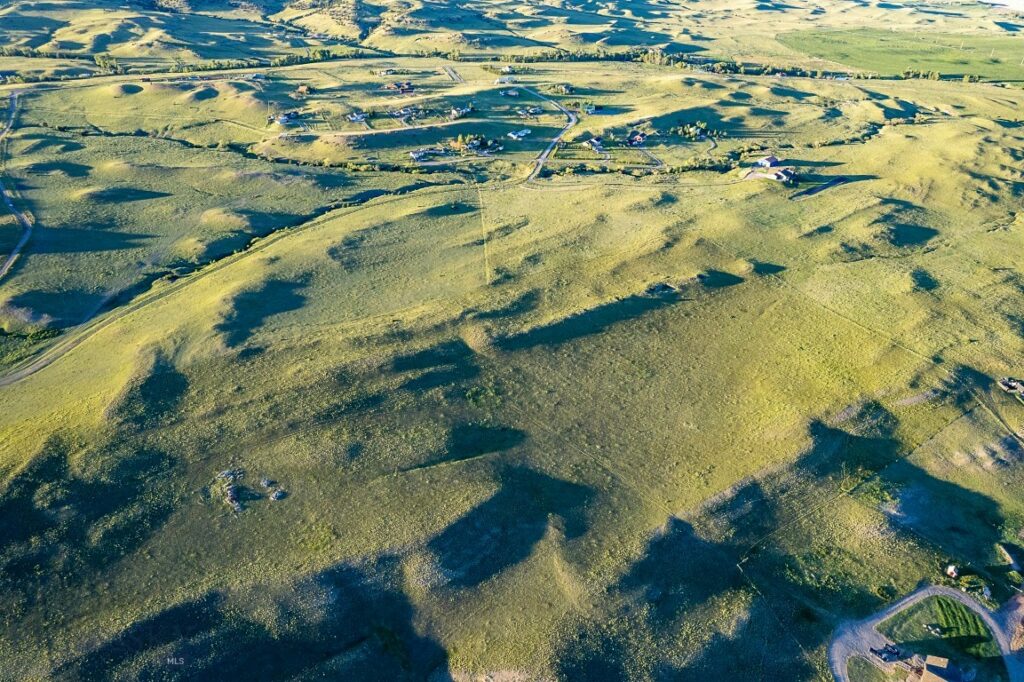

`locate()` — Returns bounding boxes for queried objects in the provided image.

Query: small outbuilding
[917,655,959,682]
[756,155,780,168]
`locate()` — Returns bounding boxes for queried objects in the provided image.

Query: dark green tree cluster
[668,121,725,140]
[93,54,124,74]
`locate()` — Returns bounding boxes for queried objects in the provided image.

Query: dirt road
[829,584,1024,682]
[0,82,582,387]
[442,65,464,83]
[522,87,577,180]
[0,92,32,283]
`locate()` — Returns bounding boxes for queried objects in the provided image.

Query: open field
[779,29,1024,80]
[1,0,1024,679]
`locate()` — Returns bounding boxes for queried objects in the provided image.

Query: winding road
[522,87,577,180]
[0,92,31,283]
[829,584,1024,682]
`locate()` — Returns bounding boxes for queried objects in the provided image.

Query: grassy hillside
[1,0,1024,680]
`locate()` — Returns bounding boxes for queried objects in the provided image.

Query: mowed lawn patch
[879,595,1007,681]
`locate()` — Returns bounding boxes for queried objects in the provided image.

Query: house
[389,106,420,119]
[384,81,414,93]
[270,111,300,126]
[410,148,443,162]
[945,564,959,579]
[755,155,780,168]
[449,104,473,120]
[627,130,648,146]
[347,111,367,123]
[507,128,531,140]
[772,168,797,184]
[501,65,515,74]
[377,68,395,76]
[500,88,519,97]
[998,377,1024,394]
[248,73,267,81]
[917,656,959,682]
[585,137,604,153]
[295,84,311,96]
[583,104,596,114]
[494,76,516,85]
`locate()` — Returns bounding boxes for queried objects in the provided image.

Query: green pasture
[779,29,1024,80]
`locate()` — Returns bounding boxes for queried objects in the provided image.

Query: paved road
[0,92,31,282]
[829,584,1024,682]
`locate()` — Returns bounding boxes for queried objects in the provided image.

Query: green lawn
[879,596,1007,681]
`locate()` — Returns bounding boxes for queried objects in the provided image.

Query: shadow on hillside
[17,227,153,254]
[24,161,92,177]
[82,187,171,203]
[555,400,1009,677]
[0,437,177,624]
[428,465,592,589]
[216,279,309,348]
[6,288,112,329]
[885,223,939,248]
[911,268,940,292]
[401,422,527,473]
[104,354,189,431]
[392,339,480,392]
[18,132,85,154]
[496,292,683,351]
[470,289,543,321]
[57,557,451,681]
